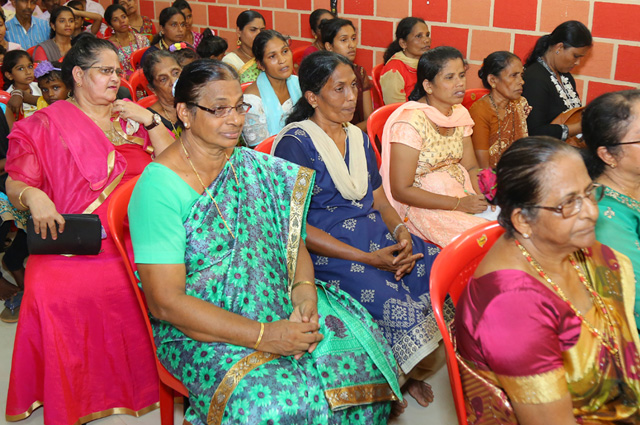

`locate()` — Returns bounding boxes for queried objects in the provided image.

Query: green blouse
[596,186,640,326]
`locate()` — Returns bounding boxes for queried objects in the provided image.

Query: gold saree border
[238,58,256,76]
[496,367,568,404]
[6,401,159,424]
[324,383,398,410]
[285,166,314,294]
[207,351,280,425]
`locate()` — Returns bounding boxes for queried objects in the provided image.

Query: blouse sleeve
[6,116,45,187]
[477,288,571,404]
[273,132,315,169]
[128,164,194,264]
[469,101,492,151]
[389,116,423,151]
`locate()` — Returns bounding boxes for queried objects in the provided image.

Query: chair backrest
[429,220,505,425]
[371,63,383,103]
[241,81,252,92]
[129,68,150,98]
[119,78,136,101]
[461,88,490,110]
[254,134,276,154]
[366,102,401,167]
[369,76,383,110]
[26,45,36,57]
[130,46,150,71]
[107,176,189,396]
[0,91,11,104]
[136,94,158,109]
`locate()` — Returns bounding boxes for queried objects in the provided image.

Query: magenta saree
[5,101,159,425]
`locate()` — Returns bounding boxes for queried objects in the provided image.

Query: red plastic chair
[107,176,189,425]
[26,45,36,58]
[130,46,150,71]
[371,63,383,106]
[129,68,150,100]
[366,102,400,168]
[241,81,252,92]
[369,78,383,111]
[119,78,136,101]
[0,90,10,104]
[254,134,276,154]
[430,221,505,425]
[461,88,490,110]
[136,94,158,108]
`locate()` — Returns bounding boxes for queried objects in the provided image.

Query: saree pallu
[456,243,640,424]
[5,101,158,425]
[151,148,400,425]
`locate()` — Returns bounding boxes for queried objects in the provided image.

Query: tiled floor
[0,318,458,425]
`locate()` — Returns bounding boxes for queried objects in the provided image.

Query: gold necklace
[515,240,620,356]
[180,139,239,239]
[488,93,516,144]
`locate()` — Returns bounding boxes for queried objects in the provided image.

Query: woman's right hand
[457,194,488,214]
[259,320,323,357]
[24,188,65,239]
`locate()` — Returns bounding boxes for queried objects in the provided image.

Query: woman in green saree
[583,89,640,330]
[128,59,400,425]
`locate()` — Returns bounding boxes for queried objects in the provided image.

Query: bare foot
[0,276,18,301]
[406,379,434,407]
[389,398,408,419]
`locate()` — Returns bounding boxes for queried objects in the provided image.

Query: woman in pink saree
[4,37,173,425]
[455,137,640,424]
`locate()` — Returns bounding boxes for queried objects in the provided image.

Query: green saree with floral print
[135,148,400,425]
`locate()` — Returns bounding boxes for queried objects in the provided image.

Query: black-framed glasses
[526,183,604,218]
[187,102,251,118]
[88,66,124,78]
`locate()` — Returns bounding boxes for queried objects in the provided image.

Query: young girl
[35,60,69,107]
[195,28,227,60]
[2,51,41,126]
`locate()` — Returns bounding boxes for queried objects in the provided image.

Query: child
[2,50,41,126]
[195,28,227,60]
[169,42,199,67]
[35,60,69,107]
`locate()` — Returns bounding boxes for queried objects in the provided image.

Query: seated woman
[105,4,149,78]
[523,20,591,143]
[140,7,185,68]
[274,51,447,411]
[4,36,173,425]
[116,0,155,40]
[171,0,201,48]
[301,8,335,60]
[33,6,74,62]
[455,136,640,424]
[222,10,265,84]
[321,18,373,131]
[142,49,181,134]
[381,47,489,247]
[128,58,400,425]
[242,30,301,147]
[470,51,529,169]
[380,17,430,105]
[583,90,640,330]
[195,28,227,60]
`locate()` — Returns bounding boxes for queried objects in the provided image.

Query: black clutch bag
[27,214,102,255]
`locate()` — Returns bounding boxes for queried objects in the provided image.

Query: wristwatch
[144,113,162,131]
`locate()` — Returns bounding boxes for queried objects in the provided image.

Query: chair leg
[159,382,175,425]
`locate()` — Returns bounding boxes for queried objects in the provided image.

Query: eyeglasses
[88,66,124,78]
[526,183,604,218]
[187,102,251,118]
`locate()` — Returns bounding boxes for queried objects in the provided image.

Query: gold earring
[237,39,241,46]
[610,163,617,168]
[426,90,432,94]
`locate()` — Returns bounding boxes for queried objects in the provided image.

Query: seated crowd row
[0,6,639,425]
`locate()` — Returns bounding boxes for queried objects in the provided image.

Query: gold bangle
[451,196,461,211]
[291,280,316,292]
[254,322,264,351]
[18,186,34,209]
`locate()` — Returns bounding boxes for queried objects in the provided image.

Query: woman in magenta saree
[455,137,640,425]
[4,38,173,425]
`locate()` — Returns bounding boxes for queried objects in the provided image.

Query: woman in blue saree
[128,59,400,424]
[273,51,449,411]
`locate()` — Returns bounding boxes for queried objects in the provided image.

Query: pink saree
[5,101,159,425]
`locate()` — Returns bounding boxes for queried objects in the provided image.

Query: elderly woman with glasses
[128,58,400,425]
[455,136,640,425]
[583,89,640,330]
[4,37,173,425]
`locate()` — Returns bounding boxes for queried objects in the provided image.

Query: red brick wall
[108,0,640,100]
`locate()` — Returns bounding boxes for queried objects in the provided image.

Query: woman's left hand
[112,99,155,127]
[289,299,320,358]
[394,227,421,279]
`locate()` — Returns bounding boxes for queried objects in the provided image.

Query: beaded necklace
[515,239,620,356]
[180,139,239,239]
